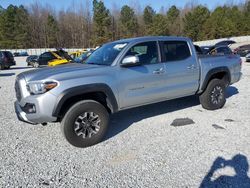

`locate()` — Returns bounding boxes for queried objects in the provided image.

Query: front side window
[86,42,128,65]
[162,41,191,62]
[40,52,54,59]
[124,41,159,64]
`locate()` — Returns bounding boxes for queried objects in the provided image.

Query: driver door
[39,52,55,65]
[118,41,166,109]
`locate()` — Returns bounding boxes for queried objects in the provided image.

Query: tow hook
[41,122,48,126]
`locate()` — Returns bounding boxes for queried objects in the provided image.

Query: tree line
[0,0,250,49]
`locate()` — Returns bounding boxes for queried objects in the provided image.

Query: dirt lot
[0,57,250,187]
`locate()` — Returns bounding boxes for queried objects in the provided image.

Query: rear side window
[3,51,13,58]
[161,41,191,62]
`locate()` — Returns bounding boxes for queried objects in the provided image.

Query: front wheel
[61,100,109,148]
[199,79,226,110]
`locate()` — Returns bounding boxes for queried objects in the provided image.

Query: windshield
[86,42,128,65]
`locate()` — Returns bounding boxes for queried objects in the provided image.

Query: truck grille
[15,79,22,101]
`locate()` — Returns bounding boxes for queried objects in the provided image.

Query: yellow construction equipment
[48,49,73,67]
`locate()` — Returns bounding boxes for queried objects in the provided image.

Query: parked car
[208,46,233,55]
[48,49,73,67]
[194,45,203,55]
[13,51,29,57]
[200,46,212,54]
[234,44,250,57]
[0,51,16,70]
[215,40,236,47]
[69,50,88,59]
[19,52,29,56]
[29,52,55,67]
[26,55,38,66]
[74,50,94,63]
[13,52,20,57]
[246,53,250,62]
[201,46,233,55]
[14,36,242,148]
[30,49,72,67]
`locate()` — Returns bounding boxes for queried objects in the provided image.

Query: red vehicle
[233,44,250,57]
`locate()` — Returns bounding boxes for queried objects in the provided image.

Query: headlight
[27,81,58,95]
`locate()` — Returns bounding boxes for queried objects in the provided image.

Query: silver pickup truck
[14,36,242,147]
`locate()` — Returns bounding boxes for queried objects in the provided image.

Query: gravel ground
[0,57,250,187]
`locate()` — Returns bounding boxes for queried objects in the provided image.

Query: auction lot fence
[0,48,84,55]
[1,36,250,55]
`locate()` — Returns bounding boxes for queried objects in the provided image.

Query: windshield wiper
[87,62,108,66]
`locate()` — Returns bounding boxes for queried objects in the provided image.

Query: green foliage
[149,14,168,36]
[15,5,30,48]
[183,6,210,41]
[119,5,138,38]
[201,6,247,39]
[0,5,30,49]
[143,6,155,26]
[46,14,59,48]
[0,5,17,48]
[241,1,250,35]
[0,5,4,12]
[167,6,181,36]
[167,5,180,24]
[143,6,155,35]
[92,0,111,46]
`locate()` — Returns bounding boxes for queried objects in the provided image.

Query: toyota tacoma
[14,36,242,148]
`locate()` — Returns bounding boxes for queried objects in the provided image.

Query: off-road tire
[61,100,109,148]
[199,79,226,110]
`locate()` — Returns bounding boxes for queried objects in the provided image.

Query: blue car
[74,50,94,63]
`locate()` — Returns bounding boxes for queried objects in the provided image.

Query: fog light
[22,103,36,114]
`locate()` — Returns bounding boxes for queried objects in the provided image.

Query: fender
[52,83,118,117]
[201,66,231,91]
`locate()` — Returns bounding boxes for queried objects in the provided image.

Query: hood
[20,63,104,82]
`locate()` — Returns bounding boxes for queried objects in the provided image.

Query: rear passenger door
[159,40,200,99]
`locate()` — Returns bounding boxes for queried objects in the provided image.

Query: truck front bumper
[14,101,37,125]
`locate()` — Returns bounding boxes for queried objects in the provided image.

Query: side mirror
[121,55,140,67]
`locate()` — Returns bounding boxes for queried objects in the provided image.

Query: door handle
[153,68,165,74]
[187,65,197,70]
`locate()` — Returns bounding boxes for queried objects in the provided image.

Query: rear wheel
[199,79,226,110]
[61,100,109,148]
